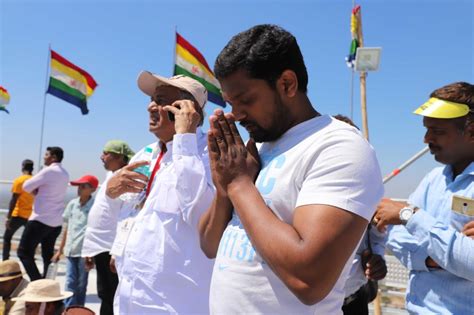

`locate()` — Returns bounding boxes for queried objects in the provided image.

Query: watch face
[400,208,413,221]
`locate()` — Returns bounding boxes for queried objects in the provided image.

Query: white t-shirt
[81,171,124,257]
[210,115,384,315]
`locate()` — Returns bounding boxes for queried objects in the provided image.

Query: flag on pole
[346,5,361,68]
[0,86,10,114]
[47,50,98,115]
[174,33,226,107]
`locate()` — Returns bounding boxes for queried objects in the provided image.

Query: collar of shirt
[443,161,474,183]
[73,196,95,210]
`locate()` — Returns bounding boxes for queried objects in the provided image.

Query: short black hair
[430,82,474,130]
[46,146,64,162]
[22,159,34,173]
[214,24,308,92]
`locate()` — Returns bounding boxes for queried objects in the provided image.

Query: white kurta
[114,129,215,314]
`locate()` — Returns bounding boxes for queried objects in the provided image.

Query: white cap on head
[137,71,208,108]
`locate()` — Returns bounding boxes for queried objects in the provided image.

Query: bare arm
[7,193,19,219]
[52,227,67,262]
[228,178,367,305]
[198,193,233,258]
[199,114,259,258]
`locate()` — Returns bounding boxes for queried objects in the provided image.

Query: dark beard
[243,93,289,143]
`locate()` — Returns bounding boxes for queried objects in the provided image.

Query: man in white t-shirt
[199,24,384,314]
[81,140,134,315]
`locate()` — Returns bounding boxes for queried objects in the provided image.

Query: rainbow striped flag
[47,50,98,115]
[174,33,225,107]
[346,5,361,68]
[0,86,10,114]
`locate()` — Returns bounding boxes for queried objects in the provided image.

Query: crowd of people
[0,24,473,315]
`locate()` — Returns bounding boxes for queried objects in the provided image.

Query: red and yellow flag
[174,33,225,107]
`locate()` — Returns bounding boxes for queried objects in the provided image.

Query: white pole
[383,146,430,184]
[172,26,177,76]
[38,45,51,170]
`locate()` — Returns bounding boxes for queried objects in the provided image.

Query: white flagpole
[172,26,177,76]
[38,44,51,170]
[383,146,430,184]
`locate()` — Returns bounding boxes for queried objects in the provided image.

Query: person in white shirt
[199,24,384,315]
[81,140,134,315]
[19,146,69,281]
[106,72,215,314]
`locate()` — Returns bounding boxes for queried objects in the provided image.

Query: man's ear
[277,70,298,98]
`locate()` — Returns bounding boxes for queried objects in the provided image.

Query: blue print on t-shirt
[217,226,257,262]
[256,154,286,195]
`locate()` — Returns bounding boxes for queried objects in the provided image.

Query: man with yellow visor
[373,82,474,314]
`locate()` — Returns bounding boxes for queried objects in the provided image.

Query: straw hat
[12,279,73,302]
[0,260,23,282]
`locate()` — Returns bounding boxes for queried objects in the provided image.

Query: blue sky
[0,0,472,198]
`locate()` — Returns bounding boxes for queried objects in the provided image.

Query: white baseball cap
[137,71,208,108]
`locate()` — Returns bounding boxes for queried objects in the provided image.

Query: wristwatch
[399,205,417,225]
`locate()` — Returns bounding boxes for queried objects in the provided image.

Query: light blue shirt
[387,162,474,315]
[63,196,94,257]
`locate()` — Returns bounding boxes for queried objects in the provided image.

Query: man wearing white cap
[374,82,474,314]
[12,279,72,315]
[0,260,29,315]
[106,72,215,314]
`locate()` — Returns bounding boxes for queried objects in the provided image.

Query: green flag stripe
[174,65,222,96]
[49,77,87,101]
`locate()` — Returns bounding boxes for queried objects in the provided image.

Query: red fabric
[51,50,98,89]
[145,147,166,197]
[176,33,213,74]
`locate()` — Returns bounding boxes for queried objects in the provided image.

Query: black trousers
[342,286,369,315]
[3,216,28,260]
[17,220,62,280]
[94,251,118,315]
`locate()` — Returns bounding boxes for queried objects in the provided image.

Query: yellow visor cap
[414,97,470,119]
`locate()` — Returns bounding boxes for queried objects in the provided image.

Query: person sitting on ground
[12,279,72,315]
[0,260,29,315]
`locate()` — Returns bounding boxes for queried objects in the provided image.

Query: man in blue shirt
[374,82,474,314]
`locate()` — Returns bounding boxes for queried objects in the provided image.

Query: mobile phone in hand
[167,104,181,121]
